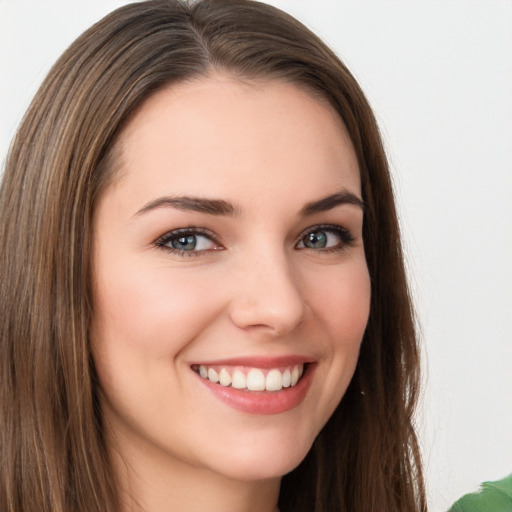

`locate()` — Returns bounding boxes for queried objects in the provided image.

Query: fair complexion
[91,75,371,512]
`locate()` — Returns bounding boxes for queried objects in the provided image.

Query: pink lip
[193,360,317,416]
[190,355,315,369]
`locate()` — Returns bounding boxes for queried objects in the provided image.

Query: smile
[191,358,315,415]
[193,364,304,392]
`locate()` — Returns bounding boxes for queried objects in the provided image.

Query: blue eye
[171,234,203,251]
[302,231,329,249]
[156,229,220,254]
[296,225,354,251]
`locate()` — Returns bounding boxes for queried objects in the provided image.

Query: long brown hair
[0,1,426,511]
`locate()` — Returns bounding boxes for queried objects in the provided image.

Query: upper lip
[189,355,315,369]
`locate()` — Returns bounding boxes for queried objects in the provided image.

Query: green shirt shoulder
[449,474,512,512]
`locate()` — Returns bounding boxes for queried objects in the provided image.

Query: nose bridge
[229,243,306,335]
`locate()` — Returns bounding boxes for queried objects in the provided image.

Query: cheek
[329,262,371,379]
[309,259,371,342]
[90,262,226,437]
[303,259,371,420]
[92,261,224,357]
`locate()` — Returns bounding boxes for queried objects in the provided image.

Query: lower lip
[195,365,316,415]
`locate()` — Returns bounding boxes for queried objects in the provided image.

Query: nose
[228,249,307,337]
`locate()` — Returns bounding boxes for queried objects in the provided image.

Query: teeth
[247,369,265,391]
[219,368,231,387]
[291,366,299,386]
[265,369,283,391]
[197,364,305,391]
[231,369,247,389]
[282,368,291,388]
[207,368,219,383]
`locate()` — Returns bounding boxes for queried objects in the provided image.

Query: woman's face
[91,76,371,483]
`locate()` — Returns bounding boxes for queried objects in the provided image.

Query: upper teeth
[197,364,304,392]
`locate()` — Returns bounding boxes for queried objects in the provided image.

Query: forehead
[108,75,360,212]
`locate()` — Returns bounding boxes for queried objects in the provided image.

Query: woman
[0,1,426,511]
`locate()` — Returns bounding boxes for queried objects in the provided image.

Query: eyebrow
[134,189,363,219]
[299,190,364,216]
[134,196,239,217]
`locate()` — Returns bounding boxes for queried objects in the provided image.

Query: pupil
[306,231,327,248]
[172,235,196,250]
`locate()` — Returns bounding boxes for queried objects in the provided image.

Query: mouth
[190,358,315,415]
[191,363,306,392]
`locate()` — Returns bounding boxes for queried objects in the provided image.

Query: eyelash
[154,224,355,257]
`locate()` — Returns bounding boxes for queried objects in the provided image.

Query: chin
[205,430,315,482]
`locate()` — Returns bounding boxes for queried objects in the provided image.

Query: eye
[155,228,222,255]
[296,225,355,251]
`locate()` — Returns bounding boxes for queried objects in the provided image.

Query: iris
[303,231,327,249]
[172,235,197,251]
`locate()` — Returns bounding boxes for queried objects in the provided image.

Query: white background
[1,1,511,510]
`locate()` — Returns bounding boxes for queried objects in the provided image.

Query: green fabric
[449,473,512,512]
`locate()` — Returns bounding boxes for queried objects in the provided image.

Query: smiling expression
[91,75,371,484]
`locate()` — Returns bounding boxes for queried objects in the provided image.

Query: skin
[91,75,371,512]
